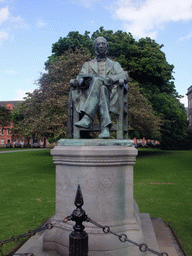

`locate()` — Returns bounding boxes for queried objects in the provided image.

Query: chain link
[63,216,72,223]
[0,250,35,256]
[9,254,34,256]
[0,223,54,256]
[86,217,168,256]
[1,216,169,256]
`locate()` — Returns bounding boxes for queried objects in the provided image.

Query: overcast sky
[1,0,192,106]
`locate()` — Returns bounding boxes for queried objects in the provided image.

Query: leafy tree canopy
[152,93,188,149]
[128,80,161,139]
[12,49,92,142]
[13,27,188,149]
[12,48,161,142]
[0,105,12,127]
[46,27,177,98]
[45,27,188,149]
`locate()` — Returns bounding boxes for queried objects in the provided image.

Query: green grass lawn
[0,148,191,255]
[0,147,47,151]
[0,147,29,151]
[134,149,192,255]
[0,149,55,255]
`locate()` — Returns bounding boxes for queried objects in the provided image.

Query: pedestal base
[42,143,158,255]
[14,142,178,256]
[43,209,160,256]
[17,213,162,256]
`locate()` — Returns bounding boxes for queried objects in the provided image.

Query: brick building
[0,101,21,147]
[186,85,192,130]
[0,101,46,147]
[1,100,159,147]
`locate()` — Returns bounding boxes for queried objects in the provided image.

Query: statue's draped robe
[71,57,128,128]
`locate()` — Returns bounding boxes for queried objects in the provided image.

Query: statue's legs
[99,85,111,129]
[75,77,112,132]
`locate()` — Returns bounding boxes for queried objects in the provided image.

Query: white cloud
[179,30,192,41]
[9,15,29,30]
[80,0,95,8]
[37,19,47,28]
[0,7,9,44]
[3,70,17,75]
[110,0,192,38]
[0,6,29,45]
[179,95,188,107]
[0,6,9,25]
[13,89,34,101]
[66,0,104,8]
[0,29,8,44]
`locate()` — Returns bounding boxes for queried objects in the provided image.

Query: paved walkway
[14,217,185,256]
[0,148,49,153]
[152,218,185,256]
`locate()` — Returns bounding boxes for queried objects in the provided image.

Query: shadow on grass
[37,150,52,157]
[137,149,174,158]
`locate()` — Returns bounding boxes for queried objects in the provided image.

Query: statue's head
[93,36,108,58]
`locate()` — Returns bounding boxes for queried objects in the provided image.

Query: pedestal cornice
[51,145,138,166]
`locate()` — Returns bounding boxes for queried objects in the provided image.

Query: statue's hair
[93,36,109,49]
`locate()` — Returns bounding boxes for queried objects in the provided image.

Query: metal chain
[6,254,34,256]
[0,223,53,256]
[0,250,35,256]
[1,215,169,256]
[85,217,168,256]
[13,254,34,256]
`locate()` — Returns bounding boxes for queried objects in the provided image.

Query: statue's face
[94,38,108,57]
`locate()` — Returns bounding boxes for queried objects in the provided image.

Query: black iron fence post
[69,185,88,256]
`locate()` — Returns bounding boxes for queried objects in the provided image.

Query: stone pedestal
[43,142,159,255]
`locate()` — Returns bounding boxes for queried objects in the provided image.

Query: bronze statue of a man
[71,36,128,139]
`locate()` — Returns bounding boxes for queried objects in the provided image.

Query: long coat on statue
[71,57,129,116]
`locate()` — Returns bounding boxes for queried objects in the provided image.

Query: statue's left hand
[70,79,79,88]
[105,77,113,86]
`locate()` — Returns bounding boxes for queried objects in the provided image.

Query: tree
[12,48,92,142]
[0,105,12,127]
[152,93,188,149]
[128,80,161,140]
[45,27,188,149]
[45,31,93,67]
[14,27,188,148]
[47,28,176,96]
[12,48,161,142]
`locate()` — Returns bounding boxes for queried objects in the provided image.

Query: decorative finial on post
[69,185,88,256]
[74,184,84,208]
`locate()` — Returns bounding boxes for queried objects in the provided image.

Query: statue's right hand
[105,77,113,86]
[70,79,79,88]
[118,79,124,87]
[78,78,84,85]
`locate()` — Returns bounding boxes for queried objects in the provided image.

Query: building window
[0,128,4,136]
[7,128,11,135]
[188,96,192,109]
[1,139,4,145]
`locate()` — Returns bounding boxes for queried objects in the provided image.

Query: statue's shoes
[98,127,110,139]
[74,115,92,129]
